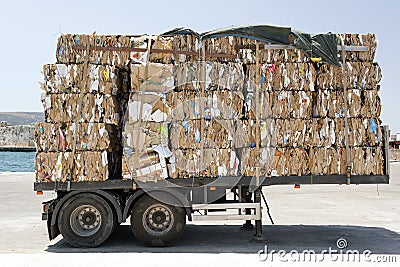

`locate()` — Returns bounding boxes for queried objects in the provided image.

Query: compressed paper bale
[203,37,235,57]
[309,147,343,175]
[241,147,309,177]
[309,147,384,175]
[261,91,312,119]
[172,149,204,177]
[333,118,382,147]
[43,94,121,124]
[281,119,309,147]
[149,36,174,63]
[127,89,243,124]
[124,151,162,180]
[259,119,275,147]
[163,90,244,121]
[172,62,199,91]
[258,48,310,64]
[35,151,120,182]
[35,152,58,182]
[170,34,199,62]
[248,63,316,91]
[56,34,147,65]
[171,148,238,178]
[345,62,382,89]
[308,118,382,148]
[167,163,178,179]
[168,119,236,150]
[308,118,337,147]
[233,119,256,148]
[42,64,129,95]
[172,62,245,91]
[208,62,245,91]
[170,120,201,149]
[312,89,381,119]
[337,33,377,62]
[35,122,119,152]
[127,92,168,122]
[130,63,174,93]
[312,90,344,118]
[316,62,381,90]
[123,121,168,151]
[270,91,291,118]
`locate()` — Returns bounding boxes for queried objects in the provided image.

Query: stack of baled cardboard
[35,31,384,183]
[35,61,130,182]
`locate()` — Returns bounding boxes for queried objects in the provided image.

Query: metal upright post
[253,188,263,240]
[253,40,263,241]
[341,44,351,185]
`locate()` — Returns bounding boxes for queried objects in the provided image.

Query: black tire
[58,193,115,247]
[130,195,186,247]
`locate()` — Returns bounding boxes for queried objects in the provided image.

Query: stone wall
[0,125,35,147]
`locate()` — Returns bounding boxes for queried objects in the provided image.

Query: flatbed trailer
[34,28,390,247]
[34,123,389,247]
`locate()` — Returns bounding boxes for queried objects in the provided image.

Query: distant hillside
[0,112,43,126]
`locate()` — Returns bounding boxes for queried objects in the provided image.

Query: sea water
[0,152,35,172]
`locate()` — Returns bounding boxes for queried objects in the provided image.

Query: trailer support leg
[252,188,264,241]
[240,186,254,230]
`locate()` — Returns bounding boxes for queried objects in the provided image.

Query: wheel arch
[123,188,192,222]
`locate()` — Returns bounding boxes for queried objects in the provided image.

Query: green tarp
[161,25,340,66]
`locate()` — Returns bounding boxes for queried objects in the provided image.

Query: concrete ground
[0,164,399,266]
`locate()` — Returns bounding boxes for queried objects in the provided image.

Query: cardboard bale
[166,90,245,120]
[337,33,377,62]
[127,89,245,123]
[42,94,121,125]
[172,148,239,178]
[123,122,169,152]
[308,118,382,148]
[35,151,121,182]
[258,48,310,64]
[35,122,120,152]
[149,36,174,64]
[241,147,309,177]
[123,150,167,182]
[309,147,384,175]
[312,89,381,119]
[131,63,174,93]
[42,64,129,95]
[56,34,148,65]
[316,62,381,90]
[170,34,200,62]
[248,63,316,91]
[251,90,312,119]
[309,147,343,175]
[173,62,245,91]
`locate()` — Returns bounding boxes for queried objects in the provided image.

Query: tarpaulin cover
[161,27,200,37]
[161,24,340,66]
[292,31,339,66]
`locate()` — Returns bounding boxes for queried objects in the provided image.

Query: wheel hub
[70,205,102,236]
[143,204,174,236]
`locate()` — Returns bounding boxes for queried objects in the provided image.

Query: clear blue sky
[0,0,399,132]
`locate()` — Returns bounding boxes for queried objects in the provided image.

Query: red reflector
[36,191,43,195]
[294,184,301,189]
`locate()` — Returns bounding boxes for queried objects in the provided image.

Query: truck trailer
[34,25,389,247]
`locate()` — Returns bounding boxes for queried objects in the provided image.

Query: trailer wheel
[130,195,186,247]
[58,194,114,247]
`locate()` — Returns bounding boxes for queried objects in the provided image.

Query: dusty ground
[0,164,399,266]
